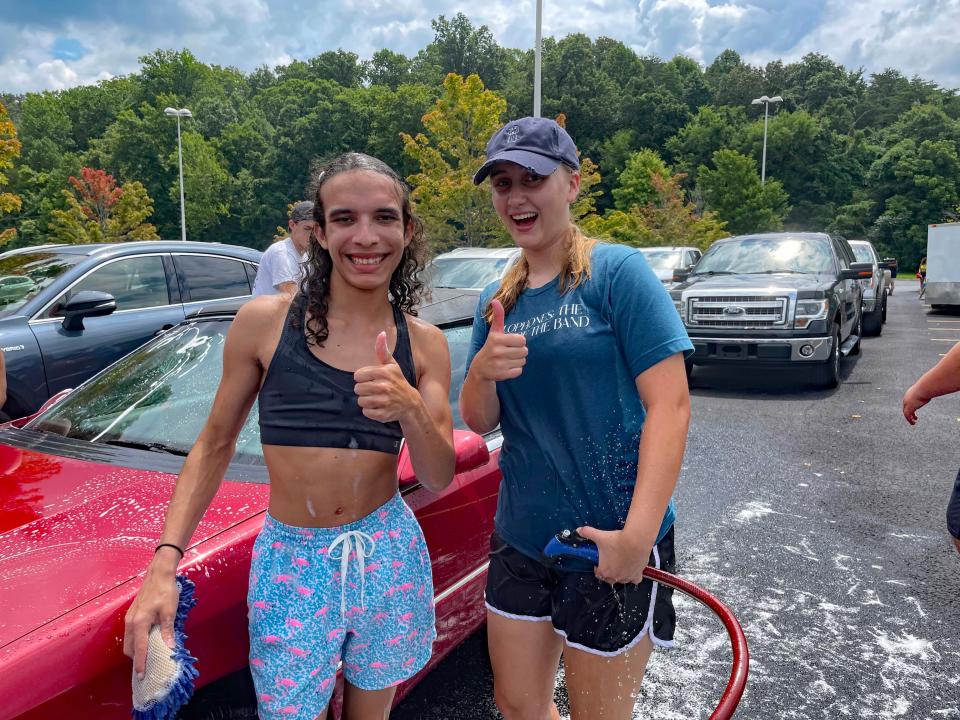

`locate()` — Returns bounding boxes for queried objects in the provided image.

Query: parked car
[0,241,261,419]
[638,246,703,286]
[670,232,872,388]
[848,240,894,335]
[0,290,500,720]
[426,247,520,290]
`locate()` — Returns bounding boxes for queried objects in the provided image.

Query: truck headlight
[673,298,684,320]
[795,299,829,329]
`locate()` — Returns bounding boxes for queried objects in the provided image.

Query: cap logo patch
[505,125,520,144]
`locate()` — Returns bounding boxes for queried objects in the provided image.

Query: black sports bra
[257,294,418,453]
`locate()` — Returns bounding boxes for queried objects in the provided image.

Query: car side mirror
[672,268,691,283]
[61,291,116,331]
[397,429,491,486]
[841,263,873,281]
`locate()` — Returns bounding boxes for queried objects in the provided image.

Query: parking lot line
[931,339,960,342]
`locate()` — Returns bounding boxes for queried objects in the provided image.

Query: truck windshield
[0,251,83,318]
[695,237,835,275]
[850,244,875,264]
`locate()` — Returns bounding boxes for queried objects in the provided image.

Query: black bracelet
[155,543,185,559]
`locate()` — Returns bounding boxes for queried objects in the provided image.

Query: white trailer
[926,223,960,307]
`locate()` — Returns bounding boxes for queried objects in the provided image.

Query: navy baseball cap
[473,117,580,185]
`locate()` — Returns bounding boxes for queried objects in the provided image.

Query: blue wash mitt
[131,576,199,720]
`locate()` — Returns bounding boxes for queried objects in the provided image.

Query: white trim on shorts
[484,601,553,622]
[484,543,676,657]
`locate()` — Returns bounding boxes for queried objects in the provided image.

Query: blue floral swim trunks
[247,491,436,718]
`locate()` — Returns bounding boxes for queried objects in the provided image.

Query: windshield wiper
[750,269,808,275]
[102,439,188,456]
[691,270,737,276]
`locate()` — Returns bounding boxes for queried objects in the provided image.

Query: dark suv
[0,241,261,418]
[670,232,872,388]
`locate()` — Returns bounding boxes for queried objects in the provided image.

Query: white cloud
[0,0,957,94]
[778,0,960,86]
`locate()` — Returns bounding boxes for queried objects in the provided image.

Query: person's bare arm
[123,301,271,678]
[354,322,455,492]
[402,322,456,491]
[903,341,960,424]
[274,280,297,296]
[579,353,690,584]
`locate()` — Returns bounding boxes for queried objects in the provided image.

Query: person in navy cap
[461,117,694,720]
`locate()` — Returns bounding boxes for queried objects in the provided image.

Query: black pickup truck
[670,232,873,388]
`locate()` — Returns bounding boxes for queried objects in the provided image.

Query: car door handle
[154,324,174,336]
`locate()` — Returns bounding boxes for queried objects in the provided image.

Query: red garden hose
[643,567,749,720]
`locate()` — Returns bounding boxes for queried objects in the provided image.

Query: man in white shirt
[251,201,315,296]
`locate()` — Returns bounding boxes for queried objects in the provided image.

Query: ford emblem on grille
[723,305,746,315]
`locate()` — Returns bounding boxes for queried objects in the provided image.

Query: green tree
[665,105,747,185]
[401,73,506,251]
[697,149,789,234]
[169,132,231,239]
[366,84,436,178]
[413,14,508,89]
[0,101,23,246]
[89,101,180,236]
[612,149,671,211]
[367,50,413,89]
[704,50,765,107]
[17,92,75,172]
[582,172,727,250]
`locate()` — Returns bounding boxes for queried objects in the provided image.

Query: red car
[0,290,501,719]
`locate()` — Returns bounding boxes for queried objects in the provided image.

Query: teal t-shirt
[466,243,693,568]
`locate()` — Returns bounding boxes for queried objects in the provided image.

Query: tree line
[1,13,959,267]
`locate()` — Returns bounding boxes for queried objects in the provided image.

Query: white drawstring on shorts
[327,530,377,619]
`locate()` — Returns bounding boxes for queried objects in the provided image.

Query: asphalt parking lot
[395,278,960,719]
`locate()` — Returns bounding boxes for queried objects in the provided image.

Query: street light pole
[533,0,542,117]
[750,95,782,186]
[164,107,193,241]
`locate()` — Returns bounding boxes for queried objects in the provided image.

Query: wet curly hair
[297,152,428,347]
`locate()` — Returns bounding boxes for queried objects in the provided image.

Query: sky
[1,0,958,95]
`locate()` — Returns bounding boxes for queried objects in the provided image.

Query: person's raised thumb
[490,299,505,335]
[375,331,395,365]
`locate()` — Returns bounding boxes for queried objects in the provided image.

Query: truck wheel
[863,304,882,336]
[850,311,863,354]
[814,324,841,389]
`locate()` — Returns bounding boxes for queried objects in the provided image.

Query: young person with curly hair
[125,153,455,720]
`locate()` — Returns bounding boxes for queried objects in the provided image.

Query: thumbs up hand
[375,330,397,366]
[472,299,528,382]
[355,331,418,423]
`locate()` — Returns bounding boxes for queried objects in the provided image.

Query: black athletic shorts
[948,469,960,540]
[484,527,676,656]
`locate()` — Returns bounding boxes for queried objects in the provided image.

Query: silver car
[427,247,522,290]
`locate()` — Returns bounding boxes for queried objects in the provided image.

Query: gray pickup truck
[670,232,873,388]
[848,239,894,335]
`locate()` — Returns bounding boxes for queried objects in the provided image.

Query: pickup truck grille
[687,295,789,328]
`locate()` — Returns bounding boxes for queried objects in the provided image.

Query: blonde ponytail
[486,225,597,323]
